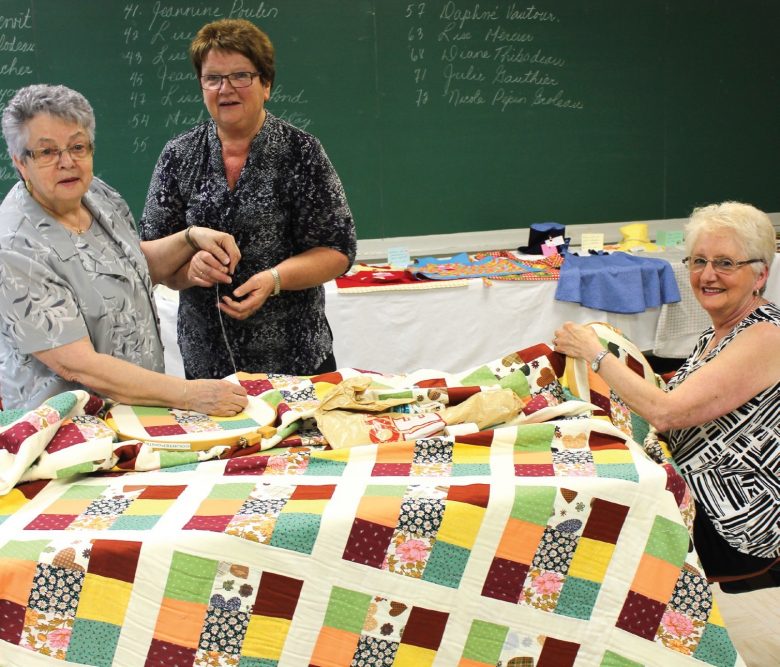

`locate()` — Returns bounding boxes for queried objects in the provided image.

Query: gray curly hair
[2,84,95,161]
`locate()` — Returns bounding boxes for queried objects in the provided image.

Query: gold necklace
[62,208,91,235]
[35,197,90,235]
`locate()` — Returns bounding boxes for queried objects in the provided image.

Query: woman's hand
[188,227,241,287]
[185,379,248,416]
[189,249,233,287]
[219,270,276,321]
[552,322,604,362]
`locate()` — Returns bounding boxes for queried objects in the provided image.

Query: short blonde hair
[686,201,775,283]
[190,19,275,88]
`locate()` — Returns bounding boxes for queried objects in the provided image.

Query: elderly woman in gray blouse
[0,84,247,415]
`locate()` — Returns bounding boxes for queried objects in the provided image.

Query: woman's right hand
[552,322,604,362]
[185,379,248,416]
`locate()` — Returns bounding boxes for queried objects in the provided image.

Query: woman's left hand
[219,270,276,320]
[552,322,604,361]
[190,227,241,272]
[187,227,241,286]
[189,249,233,287]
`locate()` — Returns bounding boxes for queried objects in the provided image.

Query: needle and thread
[215,282,239,376]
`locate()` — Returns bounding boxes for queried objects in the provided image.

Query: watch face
[591,351,606,371]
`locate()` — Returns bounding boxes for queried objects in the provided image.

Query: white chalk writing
[400,1,582,112]
[0,8,35,188]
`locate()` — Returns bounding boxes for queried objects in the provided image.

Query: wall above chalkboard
[0,0,778,240]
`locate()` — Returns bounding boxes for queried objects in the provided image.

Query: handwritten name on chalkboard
[0,9,34,86]
[121,2,317,150]
[0,1,586,199]
[0,6,34,189]
[401,1,583,111]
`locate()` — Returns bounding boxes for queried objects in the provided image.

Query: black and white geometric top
[140,113,357,380]
[667,303,780,558]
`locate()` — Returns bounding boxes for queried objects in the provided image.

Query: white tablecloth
[155,253,780,377]
[325,278,661,374]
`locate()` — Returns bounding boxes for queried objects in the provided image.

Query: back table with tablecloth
[154,251,780,377]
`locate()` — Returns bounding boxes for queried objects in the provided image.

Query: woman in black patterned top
[140,19,356,380]
[553,202,779,582]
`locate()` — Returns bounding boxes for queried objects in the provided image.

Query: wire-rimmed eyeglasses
[199,71,261,90]
[682,256,765,274]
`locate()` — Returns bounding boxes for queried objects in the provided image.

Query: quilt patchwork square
[24,484,186,531]
[311,586,448,666]
[461,618,580,667]
[343,483,489,588]
[0,480,49,526]
[224,445,332,477]
[184,482,335,554]
[482,486,627,619]
[546,424,639,481]
[117,405,267,440]
[149,552,302,665]
[46,414,115,454]
[617,514,730,660]
[0,537,141,664]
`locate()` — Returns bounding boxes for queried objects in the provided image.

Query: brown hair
[190,19,275,88]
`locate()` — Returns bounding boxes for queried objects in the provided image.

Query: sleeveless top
[667,303,780,558]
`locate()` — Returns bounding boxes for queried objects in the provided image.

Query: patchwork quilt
[0,325,744,666]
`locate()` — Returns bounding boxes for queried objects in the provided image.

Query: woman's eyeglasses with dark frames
[199,72,261,90]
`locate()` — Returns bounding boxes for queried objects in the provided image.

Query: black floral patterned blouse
[140,114,356,379]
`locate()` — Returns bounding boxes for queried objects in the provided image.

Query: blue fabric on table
[555,252,681,314]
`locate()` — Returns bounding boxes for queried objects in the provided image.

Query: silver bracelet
[184,226,200,251]
[269,267,281,296]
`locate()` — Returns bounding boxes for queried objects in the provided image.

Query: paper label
[542,243,559,257]
[657,230,684,247]
[580,233,604,252]
[387,246,411,268]
[144,441,192,450]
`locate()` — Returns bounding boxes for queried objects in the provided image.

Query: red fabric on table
[336,268,437,289]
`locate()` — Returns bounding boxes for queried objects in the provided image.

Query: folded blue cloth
[555,252,681,314]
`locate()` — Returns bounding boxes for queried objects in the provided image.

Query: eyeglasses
[199,71,261,90]
[24,142,93,167]
[682,256,765,274]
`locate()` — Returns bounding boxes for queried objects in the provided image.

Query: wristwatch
[590,349,609,372]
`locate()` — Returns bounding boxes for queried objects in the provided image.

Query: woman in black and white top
[140,19,356,381]
[553,201,779,582]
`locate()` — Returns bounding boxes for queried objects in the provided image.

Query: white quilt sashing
[0,391,115,495]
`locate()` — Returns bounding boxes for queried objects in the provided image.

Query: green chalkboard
[0,0,778,240]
